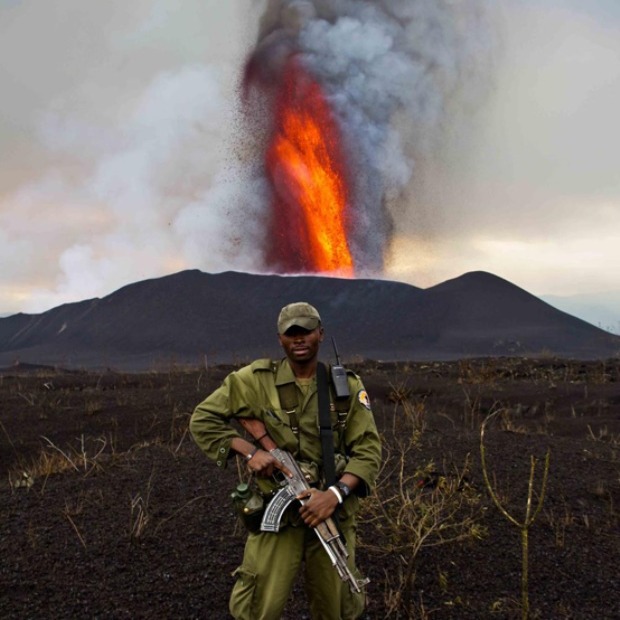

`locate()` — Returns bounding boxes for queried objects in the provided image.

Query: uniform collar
[275,358,317,387]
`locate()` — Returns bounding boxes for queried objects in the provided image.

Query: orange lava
[265,58,354,275]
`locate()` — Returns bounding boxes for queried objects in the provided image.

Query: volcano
[0,270,618,371]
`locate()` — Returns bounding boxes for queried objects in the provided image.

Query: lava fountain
[249,57,354,276]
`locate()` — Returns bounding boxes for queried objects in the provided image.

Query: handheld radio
[330,337,350,398]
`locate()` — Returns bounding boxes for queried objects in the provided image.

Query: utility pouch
[231,482,265,533]
[334,453,347,477]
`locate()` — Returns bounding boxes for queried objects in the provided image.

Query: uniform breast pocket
[265,410,297,448]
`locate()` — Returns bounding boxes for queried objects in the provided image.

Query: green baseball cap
[277,302,321,334]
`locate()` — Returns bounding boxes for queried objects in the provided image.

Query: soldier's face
[278,326,324,364]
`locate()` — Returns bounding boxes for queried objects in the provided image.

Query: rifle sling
[316,362,337,488]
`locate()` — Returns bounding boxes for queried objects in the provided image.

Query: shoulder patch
[357,389,371,410]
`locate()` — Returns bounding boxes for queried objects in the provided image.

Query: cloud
[411,3,620,237]
[387,204,620,297]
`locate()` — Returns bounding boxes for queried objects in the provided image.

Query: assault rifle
[238,417,369,594]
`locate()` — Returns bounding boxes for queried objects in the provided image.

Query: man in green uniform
[190,302,381,620]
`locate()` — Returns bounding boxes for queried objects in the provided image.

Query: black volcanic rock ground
[1,358,619,619]
[0,270,618,371]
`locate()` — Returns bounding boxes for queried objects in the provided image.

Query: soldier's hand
[297,488,339,527]
[247,449,292,478]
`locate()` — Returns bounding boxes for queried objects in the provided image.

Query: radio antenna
[331,337,341,365]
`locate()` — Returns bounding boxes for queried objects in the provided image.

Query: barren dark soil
[1,358,619,619]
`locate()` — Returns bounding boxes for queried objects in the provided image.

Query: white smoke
[10,64,265,312]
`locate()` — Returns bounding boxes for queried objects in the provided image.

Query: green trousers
[229,517,365,620]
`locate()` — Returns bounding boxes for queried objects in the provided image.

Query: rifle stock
[236,417,369,594]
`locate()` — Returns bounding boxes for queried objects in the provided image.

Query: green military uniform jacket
[190,358,381,498]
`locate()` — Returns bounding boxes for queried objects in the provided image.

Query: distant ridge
[0,270,618,371]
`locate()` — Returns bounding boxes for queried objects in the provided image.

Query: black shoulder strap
[316,362,336,487]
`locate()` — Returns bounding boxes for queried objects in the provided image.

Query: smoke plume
[237,0,493,277]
